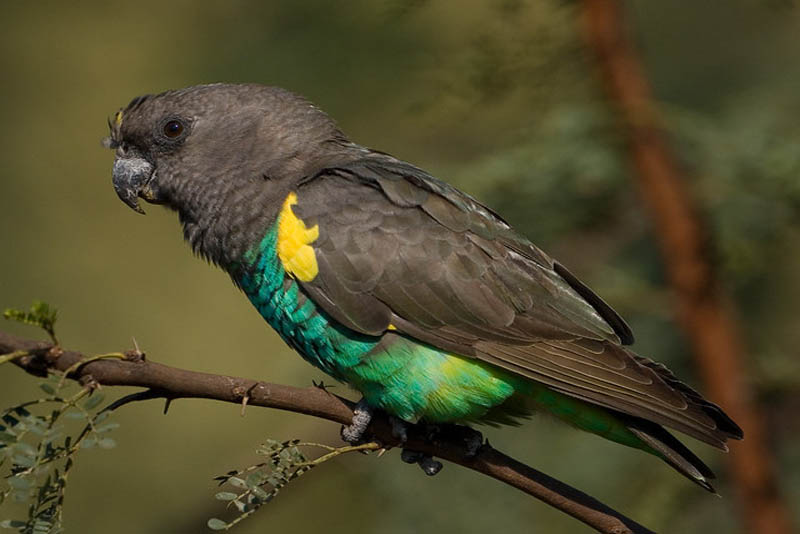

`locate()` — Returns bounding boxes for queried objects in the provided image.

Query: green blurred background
[1,1,799,532]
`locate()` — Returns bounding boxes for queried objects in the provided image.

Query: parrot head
[105,83,346,215]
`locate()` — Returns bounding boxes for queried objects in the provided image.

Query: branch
[1,330,652,534]
[580,2,792,533]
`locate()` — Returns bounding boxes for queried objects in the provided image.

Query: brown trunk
[579,2,792,533]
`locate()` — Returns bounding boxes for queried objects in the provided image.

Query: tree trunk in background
[580,2,792,533]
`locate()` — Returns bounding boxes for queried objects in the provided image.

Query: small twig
[295,441,381,467]
[102,389,168,413]
[56,352,126,390]
[0,350,29,365]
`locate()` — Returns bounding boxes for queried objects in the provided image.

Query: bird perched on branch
[106,83,742,491]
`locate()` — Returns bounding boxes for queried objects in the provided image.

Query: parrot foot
[398,422,444,476]
[400,450,443,476]
[390,417,443,475]
[340,398,374,444]
[396,422,482,476]
[427,423,483,458]
[390,416,409,443]
[457,426,484,458]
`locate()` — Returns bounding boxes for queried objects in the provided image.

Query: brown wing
[292,156,742,448]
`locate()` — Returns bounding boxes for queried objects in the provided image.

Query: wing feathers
[292,157,742,449]
[475,340,734,448]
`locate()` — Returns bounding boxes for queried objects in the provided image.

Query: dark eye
[163,120,184,138]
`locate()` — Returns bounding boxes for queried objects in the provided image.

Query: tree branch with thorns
[1,313,653,534]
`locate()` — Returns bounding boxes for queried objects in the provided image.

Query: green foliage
[208,439,379,531]
[0,370,119,533]
[3,303,58,345]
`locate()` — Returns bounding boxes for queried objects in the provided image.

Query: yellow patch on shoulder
[277,192,319,282]
[114,110,123,127]
[387,324,397,331]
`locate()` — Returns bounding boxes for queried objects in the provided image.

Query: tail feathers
[631,355,743,441]
[624,416,718,493]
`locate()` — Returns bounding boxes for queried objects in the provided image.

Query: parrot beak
[112,156,154,214]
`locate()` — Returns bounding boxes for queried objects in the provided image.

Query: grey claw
[341,399,374,444]
[400,449,443,476]
[419,456,443,476]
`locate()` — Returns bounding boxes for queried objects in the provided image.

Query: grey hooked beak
[112,157,154,214]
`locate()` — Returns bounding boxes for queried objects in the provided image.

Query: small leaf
[11,490,29,502]
[97,438,116,449]
[207,518,228,531]
[0,519,28,529]
[251,485,269,500]
[39,383,56,395]
[245,472,266,488]
[2,415,19,427]
[14,442,37,457]
[232,499,248,513]
[32,520,51,533]
[227,477,247,489]
[12,407,31,419]
[95,423,120,433]
[12,455,35,468]
[214,492,238,501]
[92,411,110,424]
[82,394,105,411]
[8,476,32,489]
[3,301,58,338]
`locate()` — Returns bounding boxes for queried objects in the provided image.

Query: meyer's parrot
[107,83,742,491]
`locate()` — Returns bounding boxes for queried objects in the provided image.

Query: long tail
[622,415,718,493]
[513,382,723,492]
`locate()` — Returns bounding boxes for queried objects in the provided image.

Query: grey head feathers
[109,83,359,268]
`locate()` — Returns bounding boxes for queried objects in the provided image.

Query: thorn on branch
[124,349,145,362]
[46,346,64,361]
[312,379,332,391]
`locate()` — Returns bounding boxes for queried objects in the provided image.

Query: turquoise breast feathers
[235,198,517,423]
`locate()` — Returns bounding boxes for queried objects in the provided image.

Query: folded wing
[291,155,743,448]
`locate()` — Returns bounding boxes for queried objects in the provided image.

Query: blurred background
[1,1,798,533]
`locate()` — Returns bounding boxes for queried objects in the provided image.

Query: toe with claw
[460,427,484,458]
[401,449,443,476]
[418,455,443,476]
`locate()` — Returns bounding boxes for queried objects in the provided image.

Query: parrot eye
[163,120,184,138]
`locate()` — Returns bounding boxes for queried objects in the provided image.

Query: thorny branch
[1,330,653,534]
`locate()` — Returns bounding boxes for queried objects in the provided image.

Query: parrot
[106,83,742,491]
